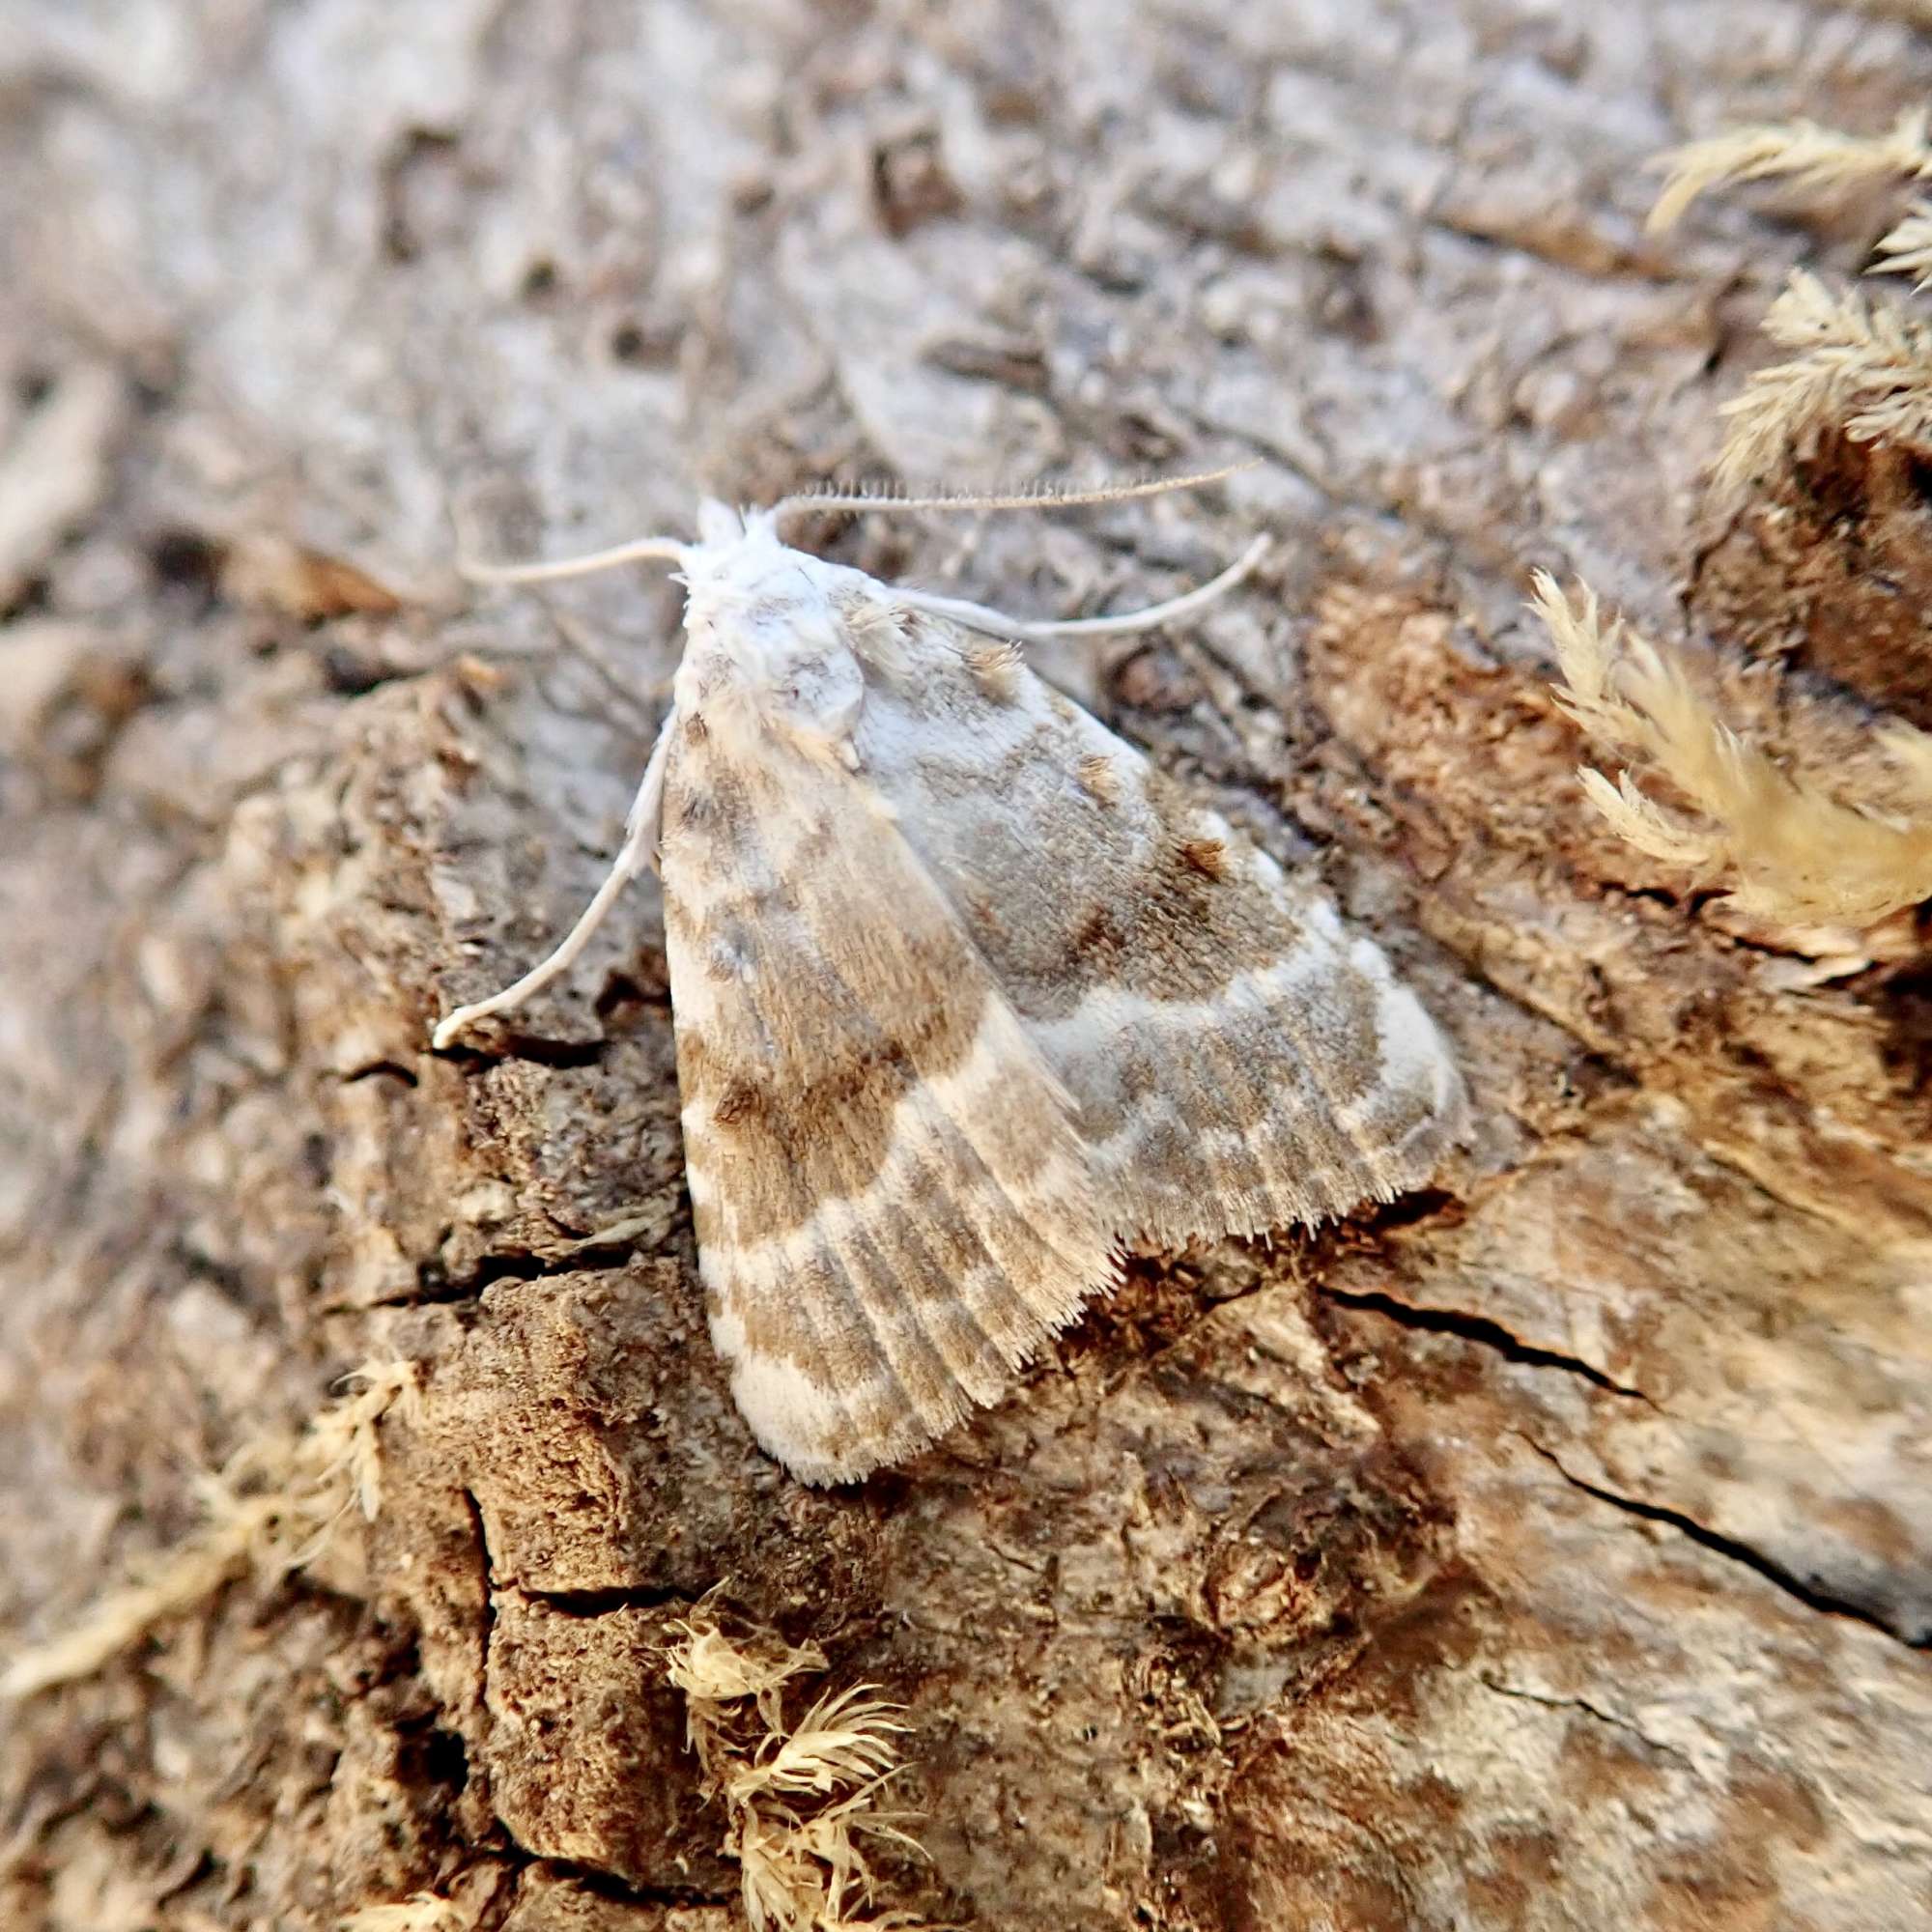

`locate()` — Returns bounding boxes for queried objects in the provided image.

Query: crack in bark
[338,1058,420,1087]
[412,1247,552,1302]
[507,1581,697,1618]
[1320,1284,1657,1404]
[344,1216,669,1313]
[518,1854,734,1916]
[1520,1436,1928,1651]
[1475,1670,1694,1769]
[434,1031,610,1070]
[1333,1282,1927,1648]
[454,1506,725,1912]
[469,1834,734,1918]
[348,1246,572,1313]
[460,1486,498,1741]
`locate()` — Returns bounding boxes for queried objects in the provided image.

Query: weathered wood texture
[3,3,1930,1927]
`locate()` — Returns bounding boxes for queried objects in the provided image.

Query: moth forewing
[660,708,1115,1484]
[841,598,1464,1255]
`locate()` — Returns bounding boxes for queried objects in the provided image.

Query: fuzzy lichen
[1710,270,1932,511]
[1534,573,1932,928]
[667,1601,925,1932]
[2,1361,421,1698]
[1647,109,1932,232]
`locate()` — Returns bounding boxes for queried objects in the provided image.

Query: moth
[434,475,1463,1484]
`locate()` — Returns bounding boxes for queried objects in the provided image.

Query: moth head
[679,507,811,618]
[695,497,749,547]
[675,514,867,760]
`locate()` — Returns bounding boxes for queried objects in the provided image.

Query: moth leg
[431,707,674,1049]
[894,534,1269,643]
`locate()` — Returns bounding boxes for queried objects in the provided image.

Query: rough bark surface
[3,3,1930,1928]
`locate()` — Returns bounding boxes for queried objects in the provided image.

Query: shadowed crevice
[1319,1284,1653,1403]
[1521,1436,1929,1651]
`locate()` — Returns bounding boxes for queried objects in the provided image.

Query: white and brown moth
[434,475,1463,1485]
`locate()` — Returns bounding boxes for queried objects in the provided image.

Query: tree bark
[3,3,1930,1928]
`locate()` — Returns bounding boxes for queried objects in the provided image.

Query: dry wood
[3,4,1930,1928]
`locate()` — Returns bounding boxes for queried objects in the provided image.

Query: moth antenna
[457,534,688,586]
[895,533,1271,643]
[772,462,1259,524]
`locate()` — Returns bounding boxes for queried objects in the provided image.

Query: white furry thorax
[672,502,888,766]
